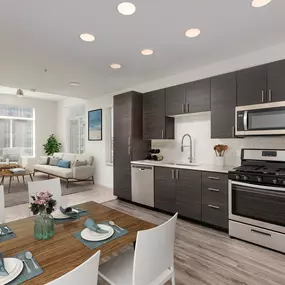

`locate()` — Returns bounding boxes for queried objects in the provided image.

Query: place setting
[52,206,88,224]
[0,250,43,285]
[0,226,16,243]
[73,218,128,250]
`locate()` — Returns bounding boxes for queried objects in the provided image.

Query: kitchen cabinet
[211,72,237,138]
[114,92,150,201]
[237,65,267,106]
[166,84,186,116]
[154,167,176,213]
[201,172,228,229]
[267,59,285,103]
[155,167,202,220]
[176,169,202,220]
[185,78,211,113]
[143,89,174,140]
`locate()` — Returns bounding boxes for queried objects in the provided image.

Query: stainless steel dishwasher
[131,164,154,207]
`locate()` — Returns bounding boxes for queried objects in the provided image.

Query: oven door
[235,101,285,136]
[229,180,285,234]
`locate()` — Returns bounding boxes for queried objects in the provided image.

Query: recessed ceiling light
[251,0,272,7]
[69,82,80,87]
[117,2,136,16]
[110,64,122,69]
[79,33,95,42]
[141,49,154,56]
[185,28,201,38]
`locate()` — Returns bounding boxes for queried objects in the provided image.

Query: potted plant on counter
[213,144,228,167]
[30,192,56,240]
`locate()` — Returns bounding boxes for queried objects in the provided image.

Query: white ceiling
[0,0,284,99]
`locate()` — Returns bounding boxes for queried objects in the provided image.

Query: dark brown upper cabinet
[211,72,237,139]
[237,65,267,106]
[267,59,285,103]
[166,84,186,116]
[185,78,211,113]
[143,89,174,140]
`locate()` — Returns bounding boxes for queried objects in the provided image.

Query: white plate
[52,208,79,220]
[81,224,114,241]
[0,258,23,285]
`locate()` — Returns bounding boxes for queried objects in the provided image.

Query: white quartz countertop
[131,160,236,174]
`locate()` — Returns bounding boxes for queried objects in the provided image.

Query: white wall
[0,94,58,158]
[152,112,285,167]
[57,41,285,188]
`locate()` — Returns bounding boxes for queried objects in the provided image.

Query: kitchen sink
[174,163,200,167]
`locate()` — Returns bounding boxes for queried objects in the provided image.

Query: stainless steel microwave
[235,101,285,136]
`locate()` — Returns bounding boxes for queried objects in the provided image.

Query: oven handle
[243,111,248,131]
[231,181,285,192]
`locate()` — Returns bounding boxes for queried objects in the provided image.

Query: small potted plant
[30,192,56,240]
[213,144,228,166]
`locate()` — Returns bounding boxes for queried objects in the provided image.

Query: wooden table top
[0,163,20,170]
[0,201,155,284]
[0,169,33,177]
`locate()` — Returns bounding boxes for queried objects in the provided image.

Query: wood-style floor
[100,199,285,285]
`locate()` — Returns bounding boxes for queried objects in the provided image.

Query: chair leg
[66,179,69,188]
[92,176,95,184]
[171,267,175,285]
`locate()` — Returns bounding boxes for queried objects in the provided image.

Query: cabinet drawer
[202,185,228,204]
[202,172,228,192]
[202,197,228,229]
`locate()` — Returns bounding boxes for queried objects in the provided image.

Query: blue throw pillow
[57,159,71,168]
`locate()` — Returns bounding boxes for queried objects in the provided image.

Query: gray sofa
[33,152,95,187]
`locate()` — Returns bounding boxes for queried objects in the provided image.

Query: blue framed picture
[88,109,102,141]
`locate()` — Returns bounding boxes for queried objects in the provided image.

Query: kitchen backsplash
[152,112,285,166]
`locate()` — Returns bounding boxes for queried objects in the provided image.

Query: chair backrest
[0,186,5,223]
[28,178,62,210]
[133,213,178,285]
[46,250,100,285]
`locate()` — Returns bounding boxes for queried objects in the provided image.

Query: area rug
[3,174,94,207]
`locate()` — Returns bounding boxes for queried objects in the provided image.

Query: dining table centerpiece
[30,192,56,240]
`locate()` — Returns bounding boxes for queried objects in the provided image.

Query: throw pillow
[57,159,71,168]
[39,156,48,165]
[8,154,20,162]
[49,157,60,166]
[72,160,87,168]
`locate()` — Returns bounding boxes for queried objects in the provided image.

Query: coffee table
[0,163,19,171]
[0,169,34,193]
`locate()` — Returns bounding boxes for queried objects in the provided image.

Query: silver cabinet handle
[171,169,175,180]
[208,188,220,192]
[268,89,272,102]
[161,129,164,139]
[208,176,220,180]
[251,229,271,237]
[176,169,179,180]
[128,137,131,155]
[181,104,185,113]
[208,205,220,210]
[232,126,235,138]
[261,90,265,103]
[187,103,190,113]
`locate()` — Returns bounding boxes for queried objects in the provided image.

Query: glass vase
[34,211,54,240]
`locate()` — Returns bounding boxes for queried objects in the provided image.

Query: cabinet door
[267,60,285,103]
[143,89,166,140]
[176,169,202,220]
[154,167,176,213]
[211,72,237,138]
[113,93,132,200]
[166,84,186,116]
[237,65,267,106]
[185,78,211,113]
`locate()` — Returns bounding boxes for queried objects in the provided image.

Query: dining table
[0,201,155,284]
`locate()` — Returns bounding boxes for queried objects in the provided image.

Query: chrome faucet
[181,134,193,163]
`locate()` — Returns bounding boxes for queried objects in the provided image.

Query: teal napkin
[0,253,8,276]
[84,218,109,234]
[60,206,78,219]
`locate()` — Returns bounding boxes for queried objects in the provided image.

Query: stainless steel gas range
[228,149,285,253]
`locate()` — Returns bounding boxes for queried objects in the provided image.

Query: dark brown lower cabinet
[176,169,202,220]
[154,167,176,213]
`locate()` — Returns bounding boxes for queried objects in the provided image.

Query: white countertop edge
[131,160,236,173]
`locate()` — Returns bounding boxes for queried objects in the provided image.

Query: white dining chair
[0,186,5,223]
[28,178,62,210]
[46,250,100,285]
[99,213,178,285]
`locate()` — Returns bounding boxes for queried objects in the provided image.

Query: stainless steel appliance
[229,149,285,253]
[235,101,285,136]
[131,164,154,207]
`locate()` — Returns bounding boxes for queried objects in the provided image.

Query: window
[69,104,86,154]
[0,104,35,157]
[105,107,114,165]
